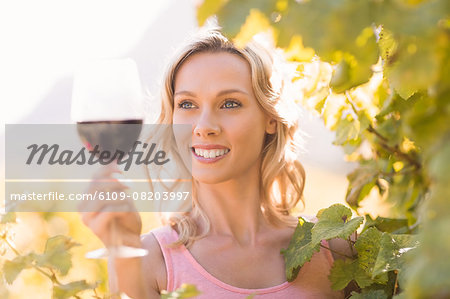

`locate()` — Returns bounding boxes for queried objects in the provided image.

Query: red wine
[77,119,143,156]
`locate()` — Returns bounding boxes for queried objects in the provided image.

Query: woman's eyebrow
[174,89,248,97]
[174,90,196,97]
[216,89,248,97]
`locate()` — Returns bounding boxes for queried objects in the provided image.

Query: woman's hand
[79,164,159,298]
[79,163,142,248]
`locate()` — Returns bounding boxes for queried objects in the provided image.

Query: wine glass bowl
[76,120,143,154]
[71,58,144,123]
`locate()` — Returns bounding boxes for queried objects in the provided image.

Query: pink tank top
[143,225,344,298]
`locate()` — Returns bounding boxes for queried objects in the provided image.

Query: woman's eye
[222,100,241,109]
[178,101,195,109]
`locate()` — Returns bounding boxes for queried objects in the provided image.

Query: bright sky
[0,0,171,127]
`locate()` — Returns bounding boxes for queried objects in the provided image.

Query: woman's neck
[193,169,270,247]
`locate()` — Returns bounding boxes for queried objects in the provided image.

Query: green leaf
[329,259,373,290]
[280,218,320,281]
[271,1,379,91]
[357,110,372,134]
[373,0,447,36]
[375,87,396,120]
[36,235,79,276]
[350,289,388,299]
[355,228,388,284]
[428,136,450,182]
[392,294,408,299]
[383,33,440,99]
[403,92,449,153]
[196,0,228,26]
[215,0,276,39]
[330,59,351,91]
[384,173,424,223]
[355,228,383,274]
[311,204,363,243]
[375,117,404,148]
[341,138,363,156]
[363,215,410,234]
[401,166,450,296]
[333,114,360,145]
[1,212,16,224]
[378,27,397,63]
[377,92,420,122]
[3,253,36,284]
[403,215,450,297]
[332,107,371,147]
[53,280,96,299]
[372,233,419,277]
[273,0,375,58]
[345,161,378,209]
[350,279,396,299]
[322,98,346,130]
[161,283,201,299]
[330,29,379,93]
[313,94,328,114]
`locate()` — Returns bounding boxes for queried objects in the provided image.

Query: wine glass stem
[108,251,120,298]
[108,219,121,298]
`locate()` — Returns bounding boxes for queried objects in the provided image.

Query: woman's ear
[265,117,277,134]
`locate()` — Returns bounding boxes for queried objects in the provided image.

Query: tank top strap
[146,225,179,292]
[150,225,178,246]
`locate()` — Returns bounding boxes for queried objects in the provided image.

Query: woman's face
[172,52,276,184]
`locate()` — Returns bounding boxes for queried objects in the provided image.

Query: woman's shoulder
[143,224,174,239]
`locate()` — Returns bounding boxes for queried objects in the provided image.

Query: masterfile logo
[5,124,192,213]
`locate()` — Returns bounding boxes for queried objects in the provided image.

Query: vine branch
[347,232,357,256]
[367,125,421,169]
[320,244,354,259]
[344,91,421,169]
[393,270,399,295]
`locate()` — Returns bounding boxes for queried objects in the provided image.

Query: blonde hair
[155,29,305,248]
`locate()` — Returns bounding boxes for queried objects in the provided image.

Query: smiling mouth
[191,147,230,159]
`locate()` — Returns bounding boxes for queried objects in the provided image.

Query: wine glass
[71,58,148,297]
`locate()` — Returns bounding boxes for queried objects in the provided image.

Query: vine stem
[379,165,417,177]
[2,236,20,256]
[93,287,102,299]
[345,91,360,119]
[367,125,421,169]
[393,270,399,295]
[347,232,357,256]
[344,91,421,169]
[320,244,354,259]
[49,269,64,285]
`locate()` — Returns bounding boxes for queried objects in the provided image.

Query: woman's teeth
[194,148,230,158]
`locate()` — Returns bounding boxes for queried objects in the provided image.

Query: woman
[82,30,344,298]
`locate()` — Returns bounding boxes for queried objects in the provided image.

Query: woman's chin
[192,172,229,185]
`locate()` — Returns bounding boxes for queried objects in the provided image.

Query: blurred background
[0,0,369,297]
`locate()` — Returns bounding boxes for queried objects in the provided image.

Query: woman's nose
[193,111,221,137]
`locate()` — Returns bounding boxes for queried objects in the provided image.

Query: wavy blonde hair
[155,29,305,248]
